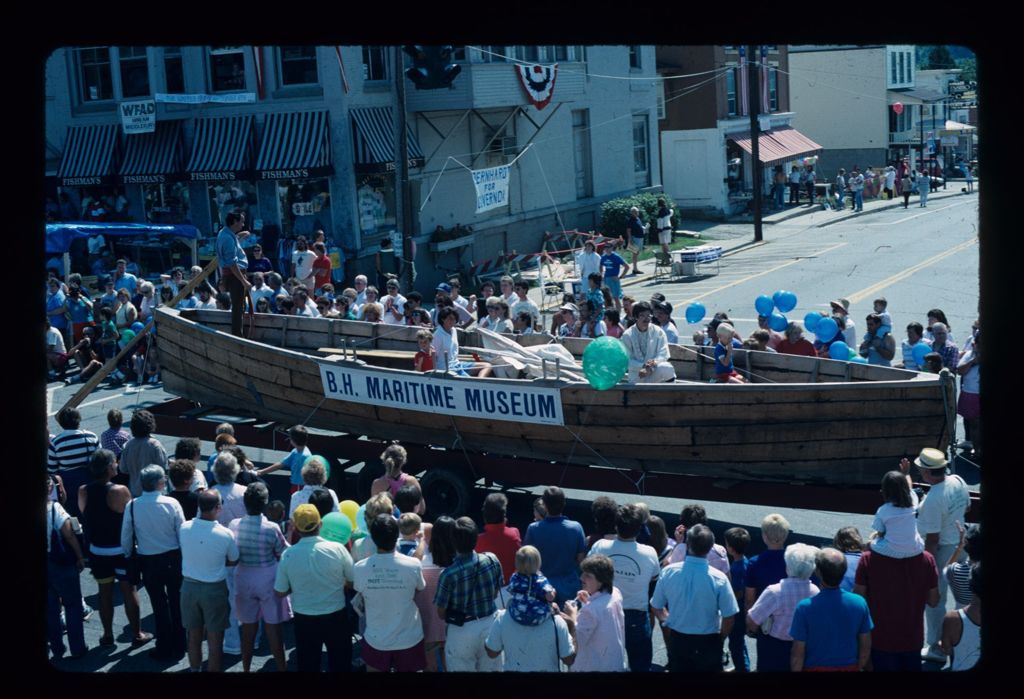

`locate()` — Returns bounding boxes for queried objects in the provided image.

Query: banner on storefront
[155,93,257,104]
[120,100,156,135]
[471,165,510,213]
[515,63,558,110]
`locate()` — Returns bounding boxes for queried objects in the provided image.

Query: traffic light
[403,45,462,90]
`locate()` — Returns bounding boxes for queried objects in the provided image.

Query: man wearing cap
[381,279,407,326]
[178,489,239,672]
[553,303,578,337]
[217,210,251,337]
[274,503,355,672]
[620,301,675,383]
[904,448,970,663]
[432,285,473,328]
[826,299,856,347]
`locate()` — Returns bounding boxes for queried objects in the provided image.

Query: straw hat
[913,447,949,471]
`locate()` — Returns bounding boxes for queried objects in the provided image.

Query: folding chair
[654,251,673,281]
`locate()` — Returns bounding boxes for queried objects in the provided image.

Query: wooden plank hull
[155,308,954,486]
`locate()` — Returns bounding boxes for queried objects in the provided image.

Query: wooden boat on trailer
[153,307,955,489]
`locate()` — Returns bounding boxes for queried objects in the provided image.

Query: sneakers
[82,602,93,621]
[921,645,947,663]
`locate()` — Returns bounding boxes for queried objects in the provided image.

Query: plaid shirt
[229,514,288,567]
[100,428,131,458]
[933,342,959,372]
[434,551,503,618]
[747,577,820,641]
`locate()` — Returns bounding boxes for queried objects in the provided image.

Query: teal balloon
[118,329,136,348]
[355,503,367,534]
[828,341,850,360]
[850,356,868,364]
[803,312,821,332]
[815,317,839,341]
[776,291,797,313]
[321,512,353,546]
[684,302,706,324]
[911,342,931,368]
[754,295,774,316]
[768,312,788,332]
[848,347,859,360]
[582,336,629,391]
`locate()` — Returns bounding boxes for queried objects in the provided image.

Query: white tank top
[951,608,980,671]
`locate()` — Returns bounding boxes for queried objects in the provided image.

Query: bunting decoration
[515,63,558,110]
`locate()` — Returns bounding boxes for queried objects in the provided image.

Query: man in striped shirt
[228,482,291,672]
[49,407,99,517]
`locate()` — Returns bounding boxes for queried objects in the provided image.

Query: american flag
[336,46,350,94]
[761,46,771,113]
[738,46,749,116]
[252,47,265,100]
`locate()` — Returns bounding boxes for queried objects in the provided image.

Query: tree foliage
[927,45,956,70]
[600,192,675,236]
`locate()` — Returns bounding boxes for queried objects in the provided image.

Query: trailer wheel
[420,467,473,518]
[355,460,384,502]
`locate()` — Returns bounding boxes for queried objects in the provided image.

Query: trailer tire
[420,467,473,518]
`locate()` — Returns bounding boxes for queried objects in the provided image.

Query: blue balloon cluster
[828,341,850,360]
[773,290,797,313]
[803,312,821,332]
[815,317,839,341]
[754,295,774,316]
[768,312,788,332]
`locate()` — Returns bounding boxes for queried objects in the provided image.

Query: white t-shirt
[957,348,980,394]
[179,518,239,582]
[353,551,426,650]
[576,251,602,282]
[431,326,459,372]
[870,503,925,558]
[916,475,970,546]
[46,327,66,354]
[381,293,407,325]
[47,501,71,553]
[587,538,661,611]
[292,250,317,281]
[485,609,574,672]
[289,485,340,518]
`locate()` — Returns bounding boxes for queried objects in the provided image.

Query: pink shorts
[361,638,426,673]
[957,390,980,420]
[234,565,292,624]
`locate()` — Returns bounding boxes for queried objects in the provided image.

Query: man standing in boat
[620,302,675,383]
[217,211,252,337]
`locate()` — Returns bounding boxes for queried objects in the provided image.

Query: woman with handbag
[78,448,152,648]
[47,475,88,661]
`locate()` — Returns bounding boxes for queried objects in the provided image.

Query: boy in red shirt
[311,242,332,291]
[414,329,435,372]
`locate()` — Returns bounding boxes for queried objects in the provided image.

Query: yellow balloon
[339,500,359,528]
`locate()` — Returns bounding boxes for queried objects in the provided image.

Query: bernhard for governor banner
[471,165,510,213]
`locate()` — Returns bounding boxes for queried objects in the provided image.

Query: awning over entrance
[186,115,255,181]
[351,107,425,174]
[119,120,185,185]
[728,127,823,166]
[57,124,120,187]
[255,110,334,180]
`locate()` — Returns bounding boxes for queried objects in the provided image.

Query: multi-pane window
[478,46,507,63]
[898,52,905,84]
[164,47,184,93]
[362,46,388,82]
[280,46,319,86]
[632,113,650,188]
[906,52,913,84]
[118,47,150,97]
[769,68,778,112]
[891,53,898,84]
[629,46,641,69]
[551,46,569,61]
[76,47,113,102]
[726,68,737,116]
[518,46,540,63]
[209,46,246,92]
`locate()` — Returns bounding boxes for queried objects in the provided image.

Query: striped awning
[255,110,333,179]
[57,124,120,187]
[728,127,823,166]
[119,120,185,184]
[186,115,255,181]
[351,107,425,174]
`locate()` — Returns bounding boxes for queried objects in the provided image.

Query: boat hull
[154,308,953,486]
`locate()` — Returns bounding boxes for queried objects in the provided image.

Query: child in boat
[506,545,556,626]
[414,329,435,372]
[714,323,746,384]
[868,470,924,558]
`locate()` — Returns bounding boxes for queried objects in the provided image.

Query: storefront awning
[255,110,333,179]
[46,222,201,255]
[186,115,255,181]
[351,107,425,174]
[119,120,185,185]
[728,127,823,165]
[57,124,120,187]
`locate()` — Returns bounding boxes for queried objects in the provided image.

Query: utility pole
[747,44,763,242]
[394,47,414,290]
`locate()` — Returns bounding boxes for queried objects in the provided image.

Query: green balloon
[582,336,630,391]
[320,512,353,545]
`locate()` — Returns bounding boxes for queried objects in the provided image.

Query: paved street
[46,187,979,672]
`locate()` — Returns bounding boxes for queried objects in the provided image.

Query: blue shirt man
[216,211,251,337]
[112,259,138,295]
[523,487,586,604]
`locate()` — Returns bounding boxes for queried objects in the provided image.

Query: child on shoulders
[868,471,924,559]
[507,545,556,626]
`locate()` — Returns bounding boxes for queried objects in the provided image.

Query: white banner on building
[119,100,156,135]
[155,92,257,104]
[318,362,564,425]
[471,165,511,213]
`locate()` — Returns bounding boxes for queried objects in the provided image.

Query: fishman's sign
[319,363,564,425]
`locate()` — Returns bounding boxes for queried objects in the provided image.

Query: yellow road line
[684,241,849,304]
[846,236,978,304]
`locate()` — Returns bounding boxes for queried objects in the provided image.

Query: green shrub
[599,192,675,237]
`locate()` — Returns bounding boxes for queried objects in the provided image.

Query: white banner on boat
[318,363,564,426]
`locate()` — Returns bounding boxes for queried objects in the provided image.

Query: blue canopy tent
[45,222,202,281]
